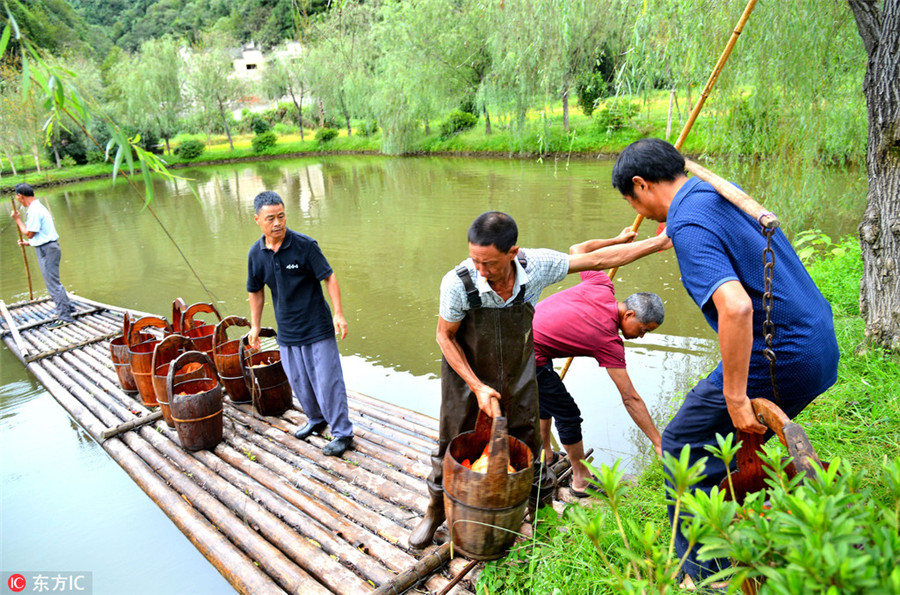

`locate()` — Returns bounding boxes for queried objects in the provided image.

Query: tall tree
[847,0,900,350]
[261,44,307,141]
[186,35,242,150]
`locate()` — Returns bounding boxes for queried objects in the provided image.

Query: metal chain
[761,225,781,406]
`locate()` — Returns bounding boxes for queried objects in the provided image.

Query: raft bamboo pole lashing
[10,352,287,594]
[559,0,760,382]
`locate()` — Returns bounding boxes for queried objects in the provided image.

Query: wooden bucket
[239,329,293,417]
[171,298,187,333]
[181,302,222,359]
[152,334,203,427]
[127,316,171,407]
[212,316,252,404]
[443,412,534,560]
[109,312,144,393]
[167,351,223,451]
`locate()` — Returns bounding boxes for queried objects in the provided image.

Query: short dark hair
[611,138,686,198]
[624,292,665,326]
[467,211,518,252]
[253,190,283,214]
[14,183,34,197]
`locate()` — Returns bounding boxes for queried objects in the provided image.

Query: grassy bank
[0,91,723,192]
[477,236,900,594]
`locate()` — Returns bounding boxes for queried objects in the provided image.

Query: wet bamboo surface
[0,295,487,595]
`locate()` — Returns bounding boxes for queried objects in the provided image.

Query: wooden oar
[559,0,759,381]
[10,198,34,300]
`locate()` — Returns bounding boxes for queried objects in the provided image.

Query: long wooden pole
[560,0,759,381]
[10,198,34,300]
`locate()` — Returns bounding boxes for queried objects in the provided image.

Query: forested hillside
[4,0,106,58]
[67,0,330,51]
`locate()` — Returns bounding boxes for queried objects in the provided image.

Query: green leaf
[112,144,124,184]
[21,53,30,97]
[5,6,20,39]
[0,24,10,57]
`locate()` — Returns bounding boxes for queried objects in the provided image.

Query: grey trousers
[34,241,75,322]
[280,338,353,440]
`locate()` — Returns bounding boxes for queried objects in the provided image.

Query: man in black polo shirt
[246,191,353,457]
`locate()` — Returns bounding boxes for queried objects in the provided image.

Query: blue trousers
[280,338,353,440]
[662,376,818,581]
[34,241,74,322]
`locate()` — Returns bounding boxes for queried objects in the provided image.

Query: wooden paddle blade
[485,415,510,478]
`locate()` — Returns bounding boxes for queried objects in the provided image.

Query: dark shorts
[536,362,584,445]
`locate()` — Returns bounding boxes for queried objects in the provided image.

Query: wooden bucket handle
[182,302,223,329]
[151,334,194,374]
[239,328,277,373]
[171,298,187,333]
[128,316,171,348]
[472,404,511,478]
[122,311,132,338]
[735,398,823,482]
[166,351,217,399]
[213,316,250,356]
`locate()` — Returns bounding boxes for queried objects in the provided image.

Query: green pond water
[0,155,858,593]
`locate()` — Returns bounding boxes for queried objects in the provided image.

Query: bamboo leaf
[112,144,124,183]
[0,24,10,57]
[5,6,19,39]
[21,53,30,96]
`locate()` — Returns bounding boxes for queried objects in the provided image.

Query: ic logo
[285,264,299,270]
[8,574,26,592]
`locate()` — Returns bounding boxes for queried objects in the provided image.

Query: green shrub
[251,131,278,153]
[594,99,639,133]
[86,150,107,164]
[174,139,206,160]
[315,128,338,143]
[439,109,478,138]
[795,231,862,316]
[358,120,379,137]
[59,155,77,168]
[250,114,271,135]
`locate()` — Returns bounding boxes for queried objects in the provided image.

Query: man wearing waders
[408,211,671,549]
[611,138,839,586]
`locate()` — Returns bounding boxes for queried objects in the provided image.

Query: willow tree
[262,44,307,140]
[132,37,185,155]
[847,0,900,350]
[186,34,242,150]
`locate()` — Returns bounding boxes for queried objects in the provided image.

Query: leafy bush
[795,231,862,316]
[358,120,379,137]
[86,150,107,164]
[47,128,89,165]
[439,109,478,138]
[251,131,278,153]
[315,128,338,143]
[594,100,640,133]
[250,114,271,135]
[174,139,206,160]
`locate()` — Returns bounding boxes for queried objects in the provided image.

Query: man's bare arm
[568,231,671,273]
[607,367,663,456]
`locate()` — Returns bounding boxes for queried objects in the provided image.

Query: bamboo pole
[101,410,164,440]
[561,0,760,381]
[370,543,452,595]
[10,198,34,300]
[0,300,33,358]
[349,389,440,432]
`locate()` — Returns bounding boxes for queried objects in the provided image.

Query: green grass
[477,240,900,593]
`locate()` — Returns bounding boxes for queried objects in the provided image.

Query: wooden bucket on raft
[179,302,222,360]
[167,351,223,451]
[109,312,146,393]
[127,316,171,407]
[443,412,534,560]
[239,328,293,417]
[152,334,205,427]
[212,316,252,404]
[720,398,828,595]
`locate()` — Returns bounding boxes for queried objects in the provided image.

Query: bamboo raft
[0,295,579,594]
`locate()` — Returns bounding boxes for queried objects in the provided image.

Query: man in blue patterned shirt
[408,211,670,549]
[612,138,839,584]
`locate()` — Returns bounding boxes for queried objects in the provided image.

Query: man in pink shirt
[534,238,664,497]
